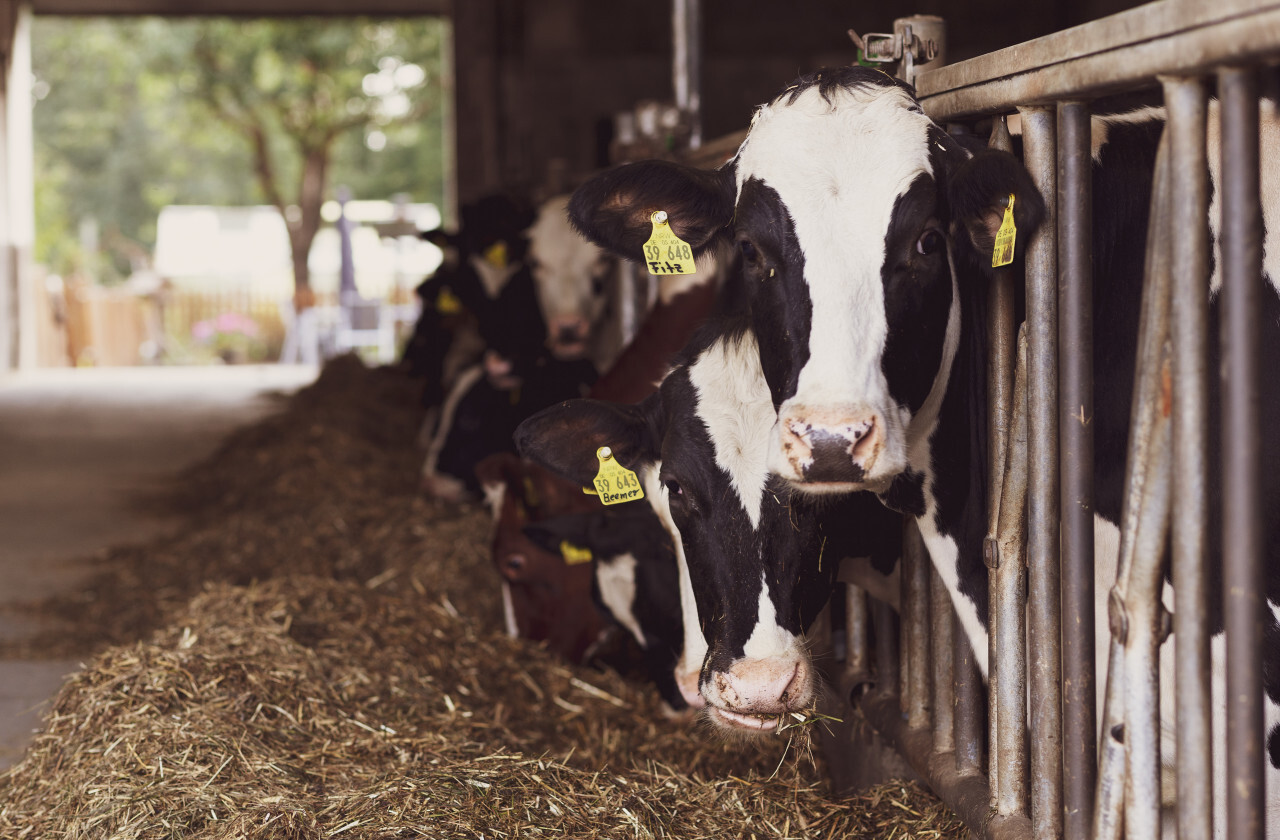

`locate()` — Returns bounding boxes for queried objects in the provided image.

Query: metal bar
[1056,98,1097,840]
[1018,103,1063,840]
[954,611,985,777]
[984,115,1018,806]
[863,690,1032,840]
[1100,123,1175,840]
[903,518,932,730]
[992,326,1030,817]
[844,582,870,686]
[1218,64,1266,840]
[916,1,1280,121]
[931,567,956,756]
[873,596,900,702]
[671,0,702,149]
[1163,74,1213,840]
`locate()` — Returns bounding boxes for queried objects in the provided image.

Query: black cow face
[569,67,1043,501]
[515,327,852,733]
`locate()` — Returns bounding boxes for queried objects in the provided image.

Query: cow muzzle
[547,315,590,360]
[773,405,883,488]
[702,656,813,733]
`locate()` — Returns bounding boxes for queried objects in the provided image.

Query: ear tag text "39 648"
[642,211,697,276]
[583,446,644,505]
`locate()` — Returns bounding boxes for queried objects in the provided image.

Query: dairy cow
[517,281,901,732]
[567,66,1280,834]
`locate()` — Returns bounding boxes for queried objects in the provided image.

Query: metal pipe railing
[1218,64,1267,840]
[1055,98,1097,840]
[1018,103,1065,840]
[1163,74,1214,840]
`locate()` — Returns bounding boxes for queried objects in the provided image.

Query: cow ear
[522,513,592,555]
[948,148,1046,269]
[515,397,662,488]
[569,160,736,261]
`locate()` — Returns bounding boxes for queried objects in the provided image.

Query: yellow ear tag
[483,240,508,269]
[435,286,463,315]
[641,211,698,276]
[560,541,594,565]
[582,446,645,505]
[522,475,540,508]
[991,194,1017,268]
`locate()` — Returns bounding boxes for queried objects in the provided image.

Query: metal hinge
[848,23,940,85]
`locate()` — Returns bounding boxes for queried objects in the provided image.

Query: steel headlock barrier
[837,2,1279,838]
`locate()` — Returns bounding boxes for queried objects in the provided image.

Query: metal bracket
[848,24,940,85]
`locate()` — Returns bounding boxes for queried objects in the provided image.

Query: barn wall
[450,0,1147,205]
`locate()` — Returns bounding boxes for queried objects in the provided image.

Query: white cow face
[526,195,615,360]
[566,66,1043,508]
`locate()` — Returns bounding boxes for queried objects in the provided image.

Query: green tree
[32,16,448,291]
[184,18,445,303]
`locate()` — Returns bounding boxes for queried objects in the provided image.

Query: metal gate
[838,2,1280,838]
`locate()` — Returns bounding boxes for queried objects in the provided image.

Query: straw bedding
[0,356,969,839]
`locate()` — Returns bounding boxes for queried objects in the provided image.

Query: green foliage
[32,16,448,281]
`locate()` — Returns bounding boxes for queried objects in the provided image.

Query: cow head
[516,325,847,733]
[527,195,617,361]
[569,67,1043,503]
[474,452,608,664]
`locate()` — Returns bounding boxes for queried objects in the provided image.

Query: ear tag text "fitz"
[582,446,645,505]
[991,194,1017,268]
[642,211,697,276]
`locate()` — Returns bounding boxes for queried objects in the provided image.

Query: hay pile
[0,356,969,838]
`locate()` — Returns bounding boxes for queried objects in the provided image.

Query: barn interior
[0,0,1162,836]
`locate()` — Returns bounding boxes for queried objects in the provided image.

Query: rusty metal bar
[1096,123,1175,840]
[992,326,1030,817]
[873,595,900,702]
[931,567,956,756]
[863,689,1032,840]
[916,0,1280,121]
[954,611,985,776]
[1056,98,1097,840]
[984,114,1019,810]
[902,518,932,730]
[1218,64,1266,840]
[1017,102,1063,840]
[1162,74,1213,840]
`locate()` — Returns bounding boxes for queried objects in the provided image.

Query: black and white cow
[517,281,902,732]
[567,66,1280,833]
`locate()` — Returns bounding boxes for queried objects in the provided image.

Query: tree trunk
[285,143,330,309]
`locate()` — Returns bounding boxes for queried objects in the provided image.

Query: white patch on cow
[646,464,707,684]
[688,332,774,527]
[741,571,802,661]
[422,364,485,484]
[657,249,719,303]
[528,195,611,326]
[902,258,963,480]
[1090,106,1167,161]
[596,552,646,649]
[915,514,989,677]
[501,581,518,639]
[736,82,936,484]
[480,479,506,522]
[468,253,521,300]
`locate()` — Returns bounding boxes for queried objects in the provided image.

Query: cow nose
[708,657,812,731]
[777,407,881,484]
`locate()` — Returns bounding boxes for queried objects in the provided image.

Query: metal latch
[848,24,941,85]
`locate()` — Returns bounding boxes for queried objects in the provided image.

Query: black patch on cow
[880,175,954,413]
[1269,723,1280,771]
[879,469,926,517]
[774,65,917,110]
[734,178,812,408]
[803,432,865,483]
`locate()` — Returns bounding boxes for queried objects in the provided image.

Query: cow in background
[418,195,621,502]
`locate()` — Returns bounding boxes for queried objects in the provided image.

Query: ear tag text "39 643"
[991,193,1017,268]
[582,446,645,505]
[642,211,698,276]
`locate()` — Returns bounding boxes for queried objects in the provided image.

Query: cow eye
[663,479,683,497]
[916,228,946,256]
[737,239,759,264]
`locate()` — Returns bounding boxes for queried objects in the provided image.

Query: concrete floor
[0,364,318,770]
